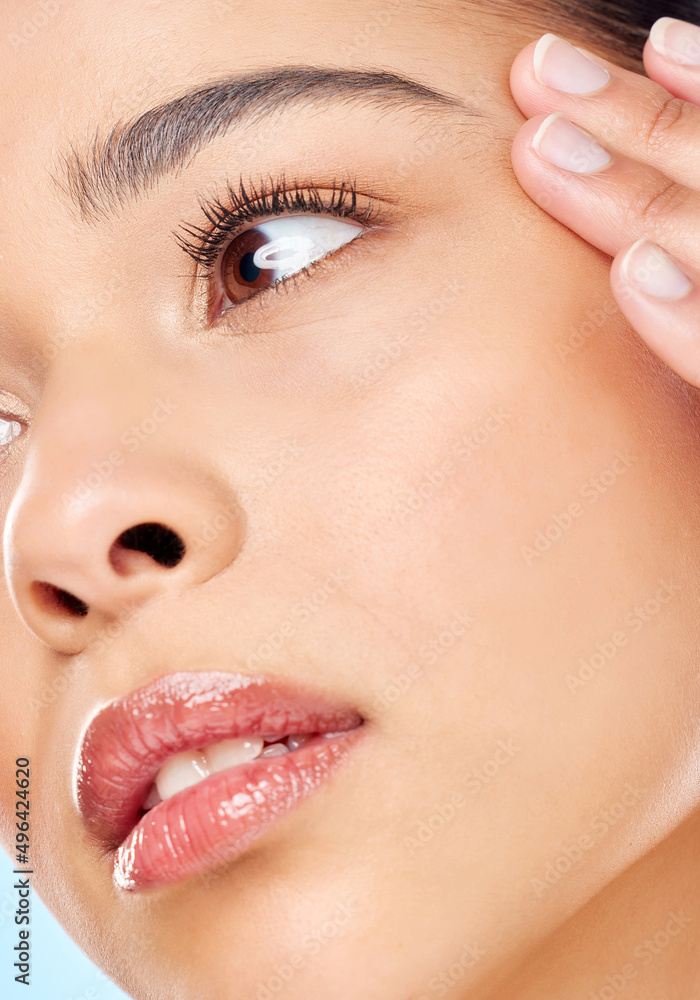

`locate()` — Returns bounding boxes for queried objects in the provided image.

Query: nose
[4,396,245,656]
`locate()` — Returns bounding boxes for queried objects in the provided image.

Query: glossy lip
[75,671,364,890]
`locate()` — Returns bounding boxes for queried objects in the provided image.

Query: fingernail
[532,114,612,173]
[534,33,611,94]
[620,239,693,299]
[649,17,700,65]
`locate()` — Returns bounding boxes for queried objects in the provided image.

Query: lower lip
[114,729,362,890]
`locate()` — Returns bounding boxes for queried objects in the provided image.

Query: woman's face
[2,1,700,997]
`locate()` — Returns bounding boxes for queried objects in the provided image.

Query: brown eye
[220,228,278,303]
[216,215,364,310]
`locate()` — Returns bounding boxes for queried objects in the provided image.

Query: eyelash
[174,176,384,309]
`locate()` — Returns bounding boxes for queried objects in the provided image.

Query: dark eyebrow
[54,66,476,224]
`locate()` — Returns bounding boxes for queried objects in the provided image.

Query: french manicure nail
[649,17,700,66]
[532,114,612,173]
[534,33,611,94]
[620,239,693,299]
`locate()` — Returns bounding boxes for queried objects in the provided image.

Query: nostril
[112,522,186,569]
[32,581,89,618]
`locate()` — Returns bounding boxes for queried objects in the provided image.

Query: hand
[509,19,700,386]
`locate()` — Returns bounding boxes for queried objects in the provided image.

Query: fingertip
[532,34,560,83]
[641,21,700,102]
[615,240,694,302]
[610,242,700,389]
[509,112,549,173]
[648,17,675,55]
[509,38,540,103]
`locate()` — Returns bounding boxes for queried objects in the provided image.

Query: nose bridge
[33,366,184,507]
[4,353,245,654]
[19,352,184,522]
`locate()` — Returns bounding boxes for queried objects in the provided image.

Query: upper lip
[76,670,363,849]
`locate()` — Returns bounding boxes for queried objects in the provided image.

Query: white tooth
[322,730,349,738]
[261,734,279,742]
[287,733,313,751]
[204,737,264,774]
[143,783,162,810]
[260,742,289,757]
[155,750,210,801]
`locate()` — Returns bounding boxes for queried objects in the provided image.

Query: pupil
[239,252,261,284]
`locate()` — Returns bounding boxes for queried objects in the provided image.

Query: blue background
[0,850,131,1000]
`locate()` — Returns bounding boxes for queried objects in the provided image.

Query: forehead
[0,0,505,147]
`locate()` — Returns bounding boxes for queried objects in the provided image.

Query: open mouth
[75,671,364,891]
[142,731,324,810]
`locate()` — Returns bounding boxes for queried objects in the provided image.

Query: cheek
[277,222,700,771]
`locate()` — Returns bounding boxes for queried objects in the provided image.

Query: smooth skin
[1,2,700,999]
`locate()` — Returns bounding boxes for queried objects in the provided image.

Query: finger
[511,113,700,266]
[644,18,700,105]
[611,239,700,387]
[509,33,700,191]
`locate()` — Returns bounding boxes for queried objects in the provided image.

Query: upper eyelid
[173,177,385,271]
[0,392,32,425]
